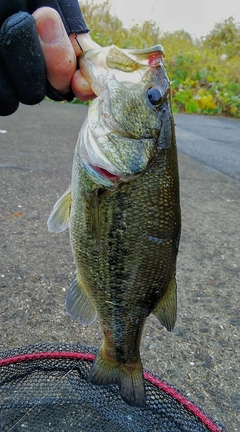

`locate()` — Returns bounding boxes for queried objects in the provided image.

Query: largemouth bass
[48,45,181,408]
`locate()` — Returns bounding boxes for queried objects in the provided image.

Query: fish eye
[147,87,163,106]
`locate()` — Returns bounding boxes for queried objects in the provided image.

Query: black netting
[0,343,225,432]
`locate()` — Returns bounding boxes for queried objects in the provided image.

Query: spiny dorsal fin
[153,274,177,331]
[66,276,97,325]
[47,187,71,233]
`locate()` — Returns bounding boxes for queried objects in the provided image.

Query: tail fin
[88,347,145,408]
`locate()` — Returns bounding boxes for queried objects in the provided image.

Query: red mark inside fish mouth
[90,164,121,181]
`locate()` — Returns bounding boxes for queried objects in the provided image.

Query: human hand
[33,6,99,103]
[0,0,99,116]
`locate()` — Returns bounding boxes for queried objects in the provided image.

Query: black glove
[0,0,89,116]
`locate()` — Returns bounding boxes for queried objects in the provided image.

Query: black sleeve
[0,0,89,116]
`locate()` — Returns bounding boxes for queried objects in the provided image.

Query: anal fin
[153,273,177,331]
[47,187,72,233]
[66,276,97,325]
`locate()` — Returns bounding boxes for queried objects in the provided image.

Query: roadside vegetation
[79,1,240,117]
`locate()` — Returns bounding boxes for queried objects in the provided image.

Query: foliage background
[79,1,240,118]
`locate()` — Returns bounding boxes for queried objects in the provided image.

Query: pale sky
[98,0,240,38]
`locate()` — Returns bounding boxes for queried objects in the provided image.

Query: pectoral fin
[66,276,97,325]
[47,187,71,233]
[153,274,177,331]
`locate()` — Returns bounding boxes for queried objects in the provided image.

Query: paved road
[0,101,239,431]
[175,113,240,181]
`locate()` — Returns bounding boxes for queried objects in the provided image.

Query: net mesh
[0,343,225,432]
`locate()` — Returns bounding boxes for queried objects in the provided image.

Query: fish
[48,44,181,408]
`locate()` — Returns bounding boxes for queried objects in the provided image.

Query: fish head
[78,45,172,187]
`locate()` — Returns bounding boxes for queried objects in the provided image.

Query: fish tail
[88,346,145,408]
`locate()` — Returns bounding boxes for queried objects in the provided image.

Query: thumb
[33,7,76,94]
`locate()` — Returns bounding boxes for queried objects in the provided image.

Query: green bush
[78,1,240,118]
[203,17,240,58]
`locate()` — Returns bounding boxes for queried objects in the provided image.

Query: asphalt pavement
[175,113,240,181]
[0,101,239,431]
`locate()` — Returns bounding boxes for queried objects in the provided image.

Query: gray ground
[0,101,239,431]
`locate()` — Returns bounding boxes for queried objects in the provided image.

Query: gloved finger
[0,58,19,116]
[0,1,28,26]
[0,12,46,106]
[33,7,76,95]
